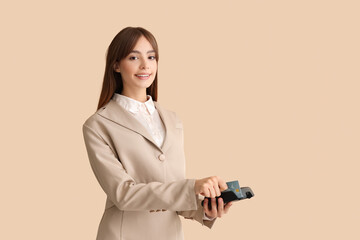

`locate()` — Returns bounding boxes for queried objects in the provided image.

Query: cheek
[152,61,158,71]
[120,62,137,75]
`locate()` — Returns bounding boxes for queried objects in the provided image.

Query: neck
[121,89,148,103]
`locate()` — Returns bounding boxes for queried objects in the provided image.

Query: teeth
[136,74,149,77]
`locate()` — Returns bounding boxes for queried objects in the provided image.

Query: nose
[140,58,150,70]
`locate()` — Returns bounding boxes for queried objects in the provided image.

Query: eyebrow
[130,50,155,54]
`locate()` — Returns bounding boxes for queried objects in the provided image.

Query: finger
[224,203,232,214]
[209,186,216,198]
[215,184,221,197]
[202,187,210,198]
[218,198,224,218]
[207,177,218,198]
[218,178,228,191]
[211,177,220,195]
[211,198,217,215]
[224,201,233,214]
[203,198,209,213]
[203,199,214,218]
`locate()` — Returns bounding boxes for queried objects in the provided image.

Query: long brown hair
[97,27,159,110]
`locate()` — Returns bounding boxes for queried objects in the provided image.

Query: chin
[144,80,155,88]
[135,83,153,90]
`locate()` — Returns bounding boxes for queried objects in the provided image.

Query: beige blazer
[82,98,215,240]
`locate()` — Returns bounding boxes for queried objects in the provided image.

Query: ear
[113,62,121,73]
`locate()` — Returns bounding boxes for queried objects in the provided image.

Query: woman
[82,27,232,240]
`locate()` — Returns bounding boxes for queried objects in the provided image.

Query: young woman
[82,27,232,240]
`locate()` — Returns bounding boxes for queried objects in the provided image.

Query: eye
[149,56,156,60]
[129,56,138,60]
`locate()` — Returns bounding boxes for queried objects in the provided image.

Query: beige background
[1,0,359,239]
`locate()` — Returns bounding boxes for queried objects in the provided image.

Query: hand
[203,198,232,218]
[194,176,228,198]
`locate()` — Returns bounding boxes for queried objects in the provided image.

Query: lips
[135,73,151,80]
[135,73,151,77]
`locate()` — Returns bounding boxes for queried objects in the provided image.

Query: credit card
[223,180,243,198]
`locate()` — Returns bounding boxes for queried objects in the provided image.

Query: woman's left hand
[203,197,232,219]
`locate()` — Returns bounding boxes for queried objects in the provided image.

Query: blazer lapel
[98,99,173,153]
[153,101,172,153]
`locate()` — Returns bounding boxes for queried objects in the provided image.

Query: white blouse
[112,93,165,148]
[112,93,214,221]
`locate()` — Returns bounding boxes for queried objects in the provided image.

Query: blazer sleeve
[82,123,199,212]
[176,194,217,229]
[173,114,217,229]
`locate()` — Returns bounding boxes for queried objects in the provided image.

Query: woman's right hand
[194,176,228,198]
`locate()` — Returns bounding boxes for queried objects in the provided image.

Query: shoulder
[154,101,182,122]
[82,101,111,131]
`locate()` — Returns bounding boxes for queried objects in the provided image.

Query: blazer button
[149,210,155,213]
[158,154,166,161]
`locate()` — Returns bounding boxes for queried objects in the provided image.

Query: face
[114,35,157,95]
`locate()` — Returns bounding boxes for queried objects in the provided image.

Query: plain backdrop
[1,1,359,239]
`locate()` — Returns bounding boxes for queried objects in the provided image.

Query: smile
[135,74,151,80]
